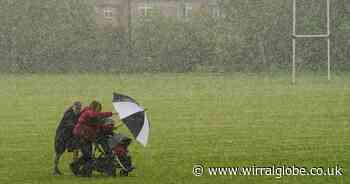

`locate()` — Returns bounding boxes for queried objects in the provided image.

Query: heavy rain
[0,0,349,183]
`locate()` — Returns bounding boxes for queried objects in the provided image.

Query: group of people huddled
[53,101,133,177]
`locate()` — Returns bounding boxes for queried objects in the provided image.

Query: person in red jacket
[73,101,113,141]
[70,100,114,176]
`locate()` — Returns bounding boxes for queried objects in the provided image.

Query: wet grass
[0,73,349,184]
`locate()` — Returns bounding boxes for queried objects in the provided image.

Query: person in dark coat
[53,101,82,175]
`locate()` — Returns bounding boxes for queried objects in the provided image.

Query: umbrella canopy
[112,93,150,147]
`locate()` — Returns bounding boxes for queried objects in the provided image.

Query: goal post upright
[292,0,296,84]
[292,0,331,84]
[327,0,331,80]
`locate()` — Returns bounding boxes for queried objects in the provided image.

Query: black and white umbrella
[112,93,150,147]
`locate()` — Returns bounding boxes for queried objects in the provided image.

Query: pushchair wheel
[120,170,129,176]
[80,160,94,177]
[106,166,116,177]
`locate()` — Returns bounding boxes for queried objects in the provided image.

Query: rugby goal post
[292,0,331,83]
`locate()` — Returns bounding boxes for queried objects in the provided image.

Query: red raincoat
[73,107,113,141]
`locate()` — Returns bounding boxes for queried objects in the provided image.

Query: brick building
[94,0,222,28]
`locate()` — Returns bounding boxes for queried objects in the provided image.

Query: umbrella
[112,93,150,147]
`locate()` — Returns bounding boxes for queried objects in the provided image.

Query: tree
[0,0,98,72]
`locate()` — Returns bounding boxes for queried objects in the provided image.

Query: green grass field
[0,73,349,184]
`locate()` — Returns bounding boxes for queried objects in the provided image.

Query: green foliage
[0,0,99,72]
[129,0,349,73]
[0,0,348,73]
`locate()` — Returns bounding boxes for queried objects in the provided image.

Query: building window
[179,2,192,20]
[210,5,221,18]
[103,8,113,19]
[138,3,153,16]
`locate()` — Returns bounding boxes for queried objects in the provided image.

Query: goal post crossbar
[293,34,329,38]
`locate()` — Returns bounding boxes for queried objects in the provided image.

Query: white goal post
[292,0,331,83]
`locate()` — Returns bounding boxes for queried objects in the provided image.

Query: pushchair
[80,118,134,177]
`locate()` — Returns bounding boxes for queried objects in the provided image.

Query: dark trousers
[80,140,92,161]
[75,140,92,165]
[71,139,93,176]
